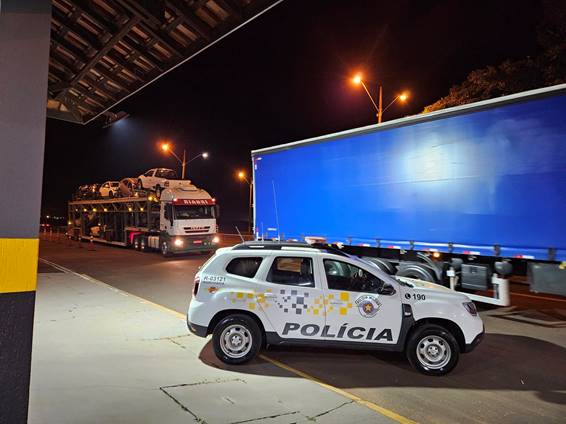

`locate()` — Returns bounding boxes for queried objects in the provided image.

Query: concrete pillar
[0,1,51,422]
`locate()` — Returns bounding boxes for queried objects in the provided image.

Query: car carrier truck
[251,84,566,305]
[68,183,219,256]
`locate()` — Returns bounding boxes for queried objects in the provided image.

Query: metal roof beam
[166,0,212,41]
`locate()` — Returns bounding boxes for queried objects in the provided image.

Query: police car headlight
[463,301,477,316]
[212,236,220,244]
[174,238,184,247]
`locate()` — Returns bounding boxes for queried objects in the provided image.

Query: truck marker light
[128,207,132,212]
[212,236,220,244]
[140,207,144,211]
[174,238,184,247]
[103,208,108,212]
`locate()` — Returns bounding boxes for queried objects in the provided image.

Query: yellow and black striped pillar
[0,1,51,422]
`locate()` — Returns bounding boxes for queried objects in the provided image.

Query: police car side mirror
[379,284,396,296]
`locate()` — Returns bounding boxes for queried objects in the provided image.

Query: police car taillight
[193,275,200,296]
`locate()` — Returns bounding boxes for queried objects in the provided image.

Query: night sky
[43,0,544,225]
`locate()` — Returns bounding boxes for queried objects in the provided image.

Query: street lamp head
[161,142,170,152]
[237,171,245,180]
[399,92,409,102]
[352,73,363,85]
[202,152,209,159]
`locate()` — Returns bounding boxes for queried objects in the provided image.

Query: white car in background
[137,168,178,195]
[98,181,120,198]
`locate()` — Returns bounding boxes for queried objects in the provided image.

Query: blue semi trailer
[252,84,566,304]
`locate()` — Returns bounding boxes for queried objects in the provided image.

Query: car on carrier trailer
[187,241,484,376]
[68,182,220,256]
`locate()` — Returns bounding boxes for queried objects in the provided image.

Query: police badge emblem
[355,295,382,318]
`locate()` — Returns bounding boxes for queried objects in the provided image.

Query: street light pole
[182,149,186,180]
[160,141,208,180]
[378,85,383,124]
[237,171,253,234]
[352,74,408,124]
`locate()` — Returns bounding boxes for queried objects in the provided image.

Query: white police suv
[187,242,484,375]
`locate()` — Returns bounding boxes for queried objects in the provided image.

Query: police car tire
[212,314,262,365]
[406,324,459,376]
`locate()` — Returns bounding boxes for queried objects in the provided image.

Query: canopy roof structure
[47,0,281,124]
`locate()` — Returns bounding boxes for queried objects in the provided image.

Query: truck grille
[184,226,210,234]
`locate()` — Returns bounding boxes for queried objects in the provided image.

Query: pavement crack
[161,377,246,390]
[168,338,187,350]
[159,386,206,423]
[229,410,300,424]
[306,400,354,421]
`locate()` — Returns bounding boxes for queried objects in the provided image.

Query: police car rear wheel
[213,315,262,364]
[406,324,459,376]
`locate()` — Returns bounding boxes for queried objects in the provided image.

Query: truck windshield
[174,205,214,219]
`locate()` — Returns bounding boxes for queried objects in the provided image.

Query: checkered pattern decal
[274,289,309,315]
[227,290,356,317]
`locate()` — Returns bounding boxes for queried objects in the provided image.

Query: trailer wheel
[161,241,171,257]
[133,235,141,251]
[362,257,396,275]
[397,265,437,283]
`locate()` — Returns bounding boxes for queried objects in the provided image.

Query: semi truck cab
[154,186,219,256]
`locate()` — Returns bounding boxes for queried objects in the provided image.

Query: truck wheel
[133,235,141,251]
[161,241,171,257]
[138,179,144,189]
[140,236,147,252]
[406,324,459,376]
[212,314,262,365]
[155,185,162,198]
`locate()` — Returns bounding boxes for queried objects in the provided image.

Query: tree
[423,0,565,113]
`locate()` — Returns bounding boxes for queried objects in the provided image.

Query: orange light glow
[352,74,362,85]
[161,142,170,152]
[237,171,245,180]
[399,92,409,102]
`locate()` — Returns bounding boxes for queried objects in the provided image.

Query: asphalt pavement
[38,235,566,423]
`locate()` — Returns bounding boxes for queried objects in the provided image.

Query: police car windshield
[174,205,215,219]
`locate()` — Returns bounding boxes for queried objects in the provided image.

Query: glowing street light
[159,141,208,179]
[350,72,409,123]
[236,170,253,233]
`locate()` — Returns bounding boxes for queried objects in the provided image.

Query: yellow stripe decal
[0,238,39,293]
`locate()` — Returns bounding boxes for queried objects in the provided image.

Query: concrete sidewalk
[29,266,397,424]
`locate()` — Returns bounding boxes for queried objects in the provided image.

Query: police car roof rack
[233,241,349,257]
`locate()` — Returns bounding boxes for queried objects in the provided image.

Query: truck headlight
[212,236,220,244]
[463,301,477,316]
[174,238,184,247]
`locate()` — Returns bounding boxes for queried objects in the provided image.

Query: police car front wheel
[406,324,459,376]
[213,314,262,364]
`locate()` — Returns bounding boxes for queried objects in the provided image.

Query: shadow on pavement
[198,333,566,405]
